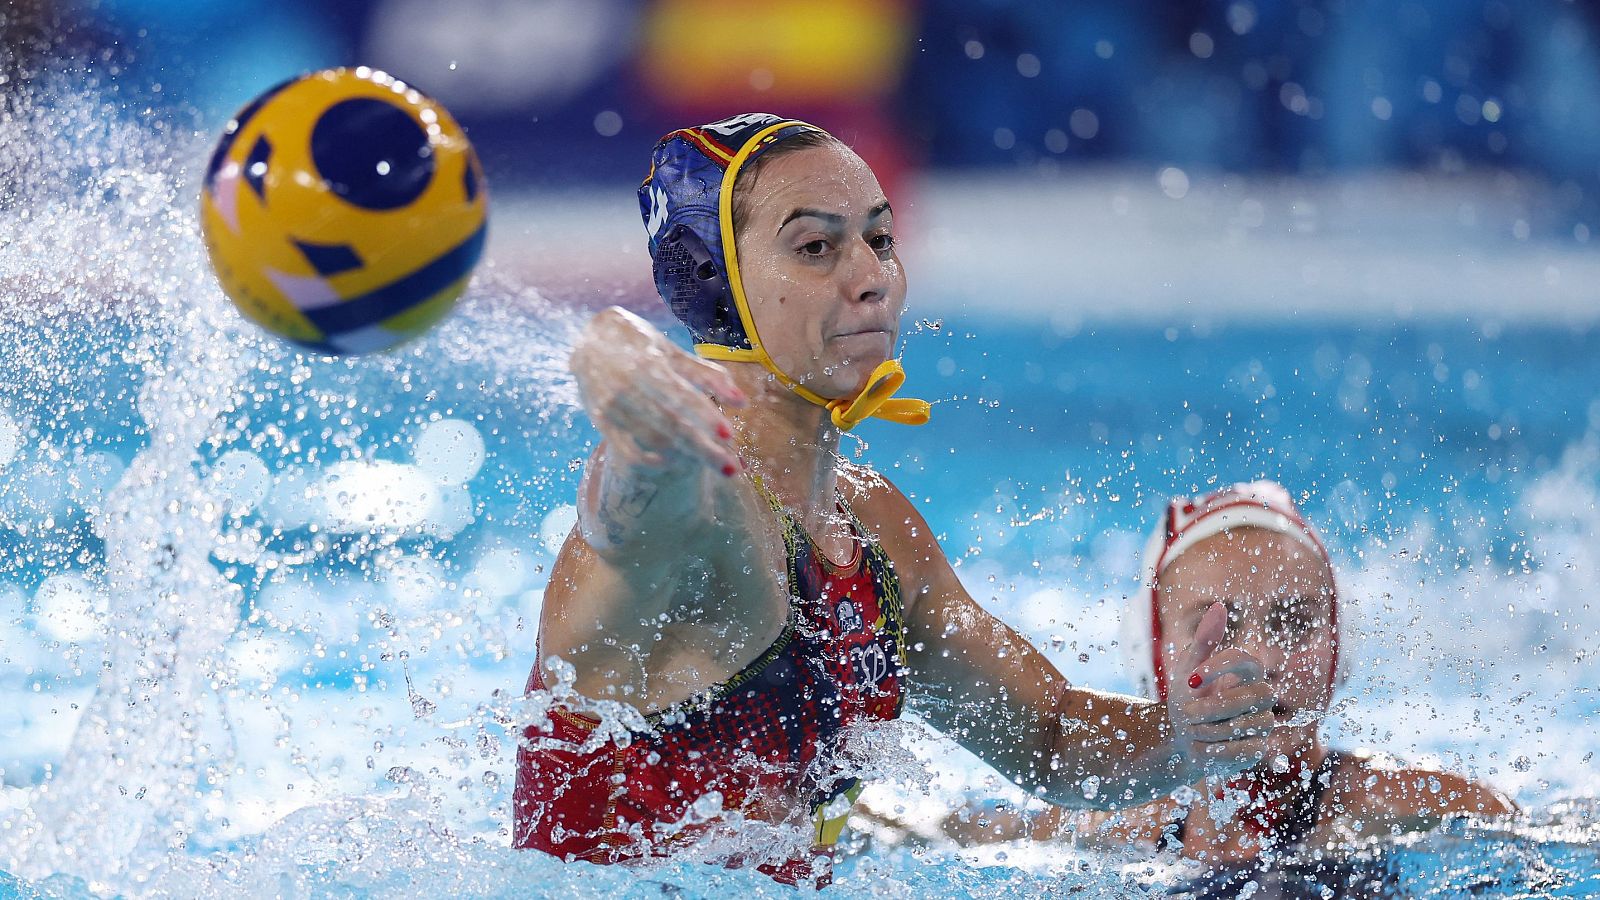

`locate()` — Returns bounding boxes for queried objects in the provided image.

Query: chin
[1262,725,1318,765]
[830,359,887,396]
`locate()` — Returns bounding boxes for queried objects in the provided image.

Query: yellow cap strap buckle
[825,359,932,431]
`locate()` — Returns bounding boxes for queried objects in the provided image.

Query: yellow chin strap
[695,119,931,433]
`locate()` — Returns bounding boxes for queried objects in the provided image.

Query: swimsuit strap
[747,470,788,517]
[747,469,809,586]
[1277,750,1346,848]
[748,470,865,562]
[1168,750,1347,852]
[835,489,908,642]
[834,490,868,542]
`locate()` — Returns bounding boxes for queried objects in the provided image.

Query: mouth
[832,328,893,340]
[1271,703,1326,729]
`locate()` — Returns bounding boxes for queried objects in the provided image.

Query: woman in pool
[942,481,1514,862]
[511,114,1279,885]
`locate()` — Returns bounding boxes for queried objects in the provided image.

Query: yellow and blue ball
[200,67,487,354]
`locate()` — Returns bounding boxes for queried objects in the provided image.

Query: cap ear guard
[1121,509,1175,699]
[653,223,742,346]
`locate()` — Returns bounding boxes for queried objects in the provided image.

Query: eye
[1267,607,1292,635]
[868,233,895,253]
[799,239,830,257]
[1220,604,1243,636]
[1284,600,1325,631]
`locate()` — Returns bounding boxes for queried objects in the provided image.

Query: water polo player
[511,114,1278,885]
[947,481,1513,864]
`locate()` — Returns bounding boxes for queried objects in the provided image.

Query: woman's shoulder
[835,461,918,527]
[1329,748,1516,829]
[834,462,938,557]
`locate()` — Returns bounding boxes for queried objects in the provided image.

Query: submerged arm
[1350,766,1517,837]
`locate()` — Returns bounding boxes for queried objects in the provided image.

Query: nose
[1229,625,1288,681]
[840,236,890,305]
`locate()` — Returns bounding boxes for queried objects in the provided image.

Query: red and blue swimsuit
[513,489,908,884]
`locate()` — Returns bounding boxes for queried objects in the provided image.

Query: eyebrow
[778,201,893,230]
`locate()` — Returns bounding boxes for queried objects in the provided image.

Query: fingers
[1179,679,1272,726]
[1189,711,1273,777]
[672,354,747,408]
[1174,604,1267,697]
[1169,607,1277,778]
[1195,737,1269,775]
[1176,601,1228,682]
[1174,672,1274,776]
[1187,709,1277,743]
[1191,648,1266,693]
[581,329,750,481]
[604,375,740,477]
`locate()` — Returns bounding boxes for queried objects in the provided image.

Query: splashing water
[0,73,593,894]
[1,72,1598,899]
[0,74,251,887]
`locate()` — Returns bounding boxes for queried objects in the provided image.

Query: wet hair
[729,129,846,238]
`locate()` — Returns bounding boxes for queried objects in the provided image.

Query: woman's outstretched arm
[863,477,1274,810]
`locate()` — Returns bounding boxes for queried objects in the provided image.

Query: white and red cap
[1120,481,1344,701]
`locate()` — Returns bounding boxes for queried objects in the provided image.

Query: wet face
[732,143,905,398]
[1157,527,1337,760]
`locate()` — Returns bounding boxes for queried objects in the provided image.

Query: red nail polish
[1214,788,1226,801]
[721,463,737,477]
[717,422,732,440]
[1188,672,1204,690]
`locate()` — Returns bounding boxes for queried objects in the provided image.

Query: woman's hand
[1168,602,1276,779]
[571,307,748,478]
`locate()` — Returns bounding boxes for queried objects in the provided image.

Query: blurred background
[6,0,1600,321]
[1,4,1599,890]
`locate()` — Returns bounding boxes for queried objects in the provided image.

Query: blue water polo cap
[639,112,818,351]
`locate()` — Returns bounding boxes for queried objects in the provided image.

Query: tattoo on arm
[596,468,660,547]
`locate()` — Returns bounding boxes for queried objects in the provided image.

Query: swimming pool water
[2,301,1596,896]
